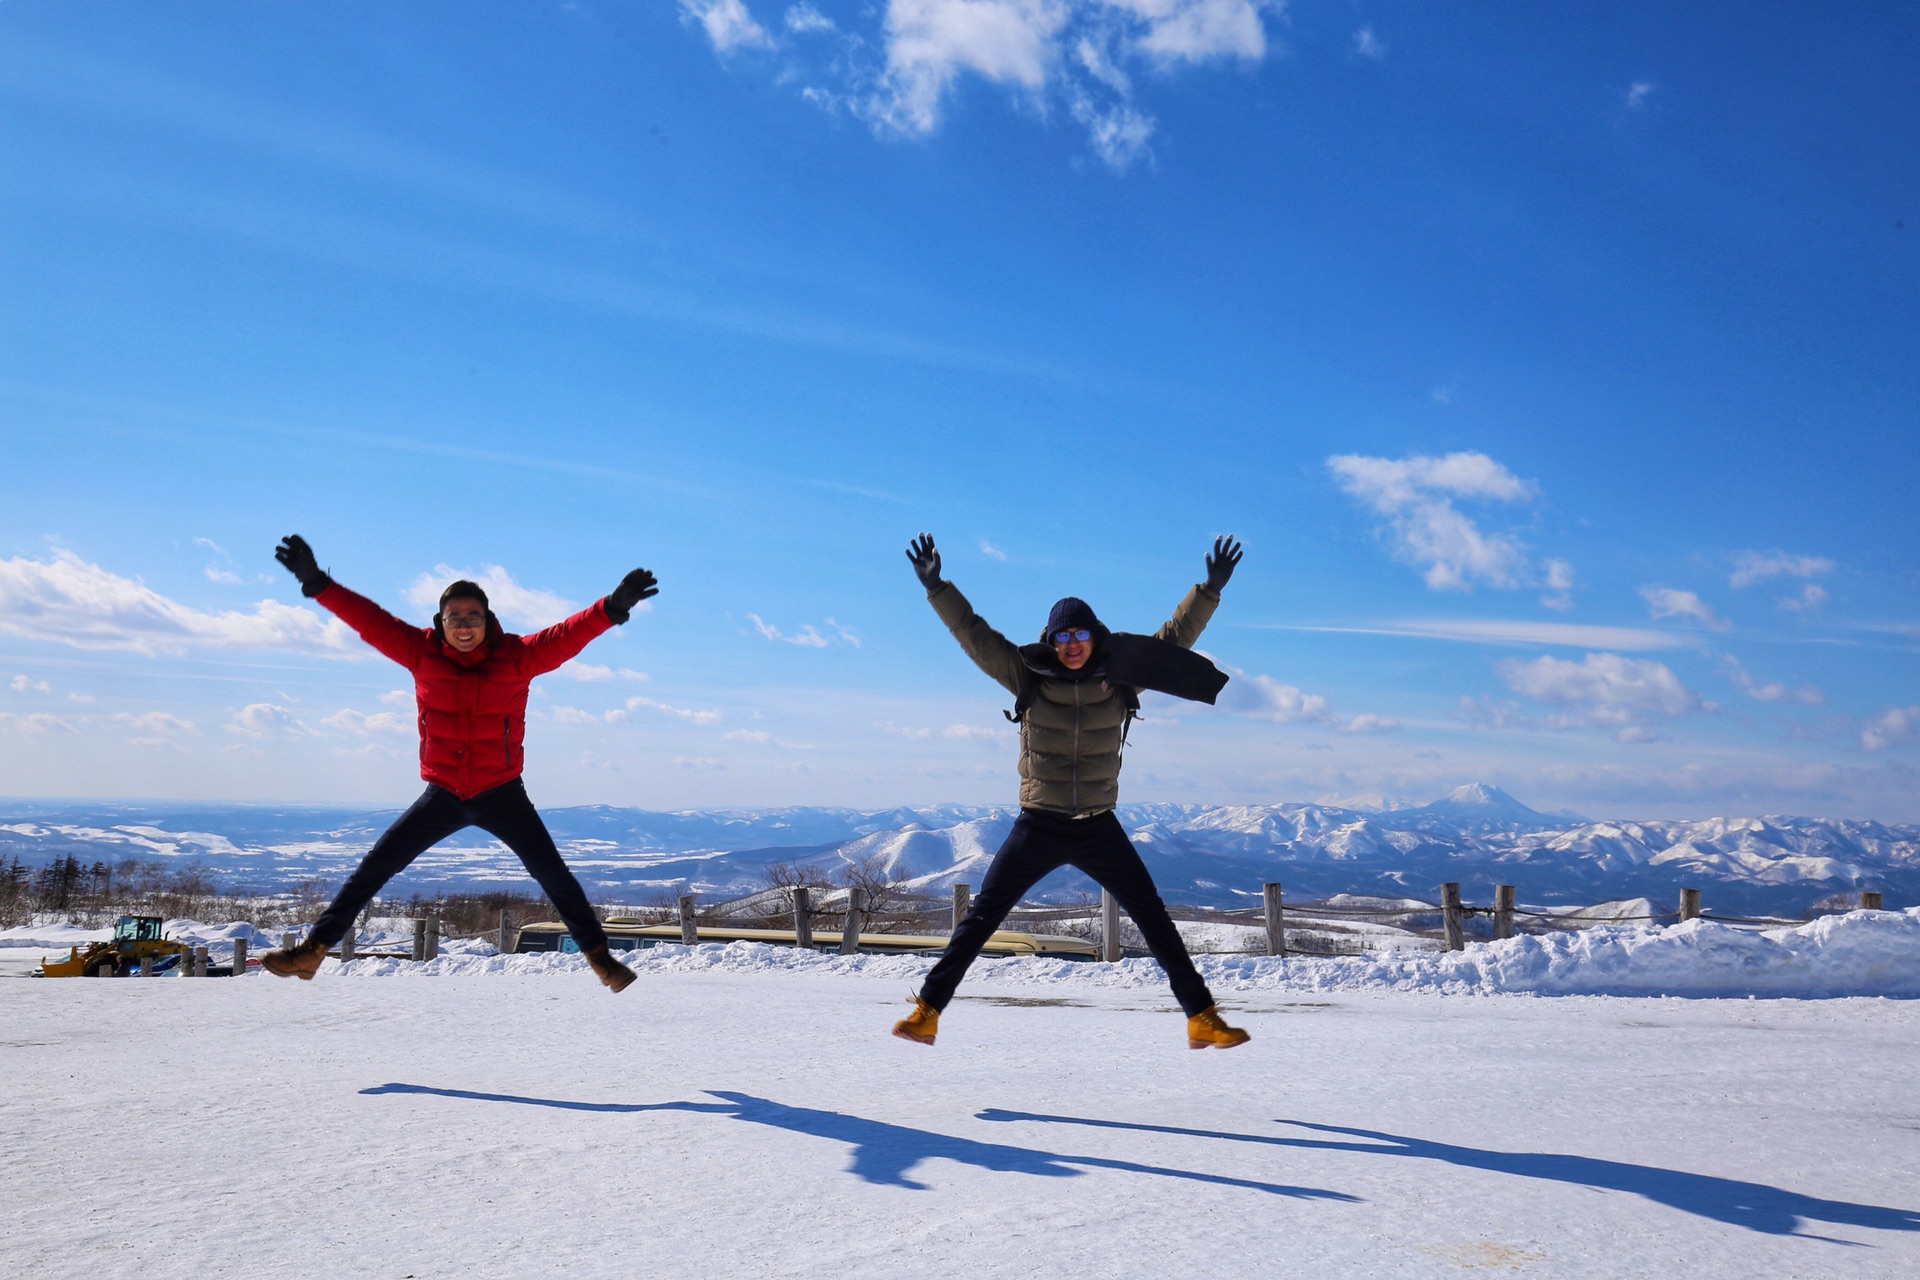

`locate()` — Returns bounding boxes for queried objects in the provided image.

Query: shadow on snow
[977,1110,1920,1242]
[359,1082,1357,1200]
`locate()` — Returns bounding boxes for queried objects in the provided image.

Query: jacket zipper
[1071,681,1082,814]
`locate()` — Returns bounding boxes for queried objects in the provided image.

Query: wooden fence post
[679,894,699,946]
[1494,885,1516,941]
[839,887,866,955]
[497,908,514,956]
[425,914,440,961]
[192,944,208,977]
[411,918,427,962]
[1101,889,1121,963]
[282,931,296,951]
[792,886,813,950]
[1679,888,1701,922]
[1263,882,1285,957]
[339,932,355,963]
[952,883,971,936]
[1441,883,1465,952]
[1862,891,1884,911]
[232,936,247,974]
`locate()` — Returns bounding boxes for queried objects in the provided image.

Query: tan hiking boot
[585,944,637,993]
[261,937,329,981]
[1187,1006,1250,1050]
[892,997,938,1045]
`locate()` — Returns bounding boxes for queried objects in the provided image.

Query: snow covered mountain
[3,790,1914,915]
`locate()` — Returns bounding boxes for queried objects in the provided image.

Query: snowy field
[7,926,1920,1278]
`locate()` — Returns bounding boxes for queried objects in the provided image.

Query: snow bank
[310,908,1920,999]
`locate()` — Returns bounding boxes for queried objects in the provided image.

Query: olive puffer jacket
[928,580,1219,818]
[316,582,616,799]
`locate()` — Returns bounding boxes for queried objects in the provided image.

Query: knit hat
[1041,597,1105,644]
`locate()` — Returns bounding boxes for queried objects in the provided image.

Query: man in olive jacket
[893,534,1251,1050]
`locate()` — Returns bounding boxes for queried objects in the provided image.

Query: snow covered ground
[7,923,1920,1277]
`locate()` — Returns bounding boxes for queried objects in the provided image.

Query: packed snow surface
[6,957,1917,1277]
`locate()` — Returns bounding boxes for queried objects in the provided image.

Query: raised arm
[909,533,1025,696]
[1155,535,1240,650]
[523,566,657,676]
[276,535,422,667]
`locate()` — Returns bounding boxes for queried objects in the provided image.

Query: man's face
[441,598,489,653]
[1052,627,1093,670]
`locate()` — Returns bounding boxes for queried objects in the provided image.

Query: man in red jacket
[258,535,656,992]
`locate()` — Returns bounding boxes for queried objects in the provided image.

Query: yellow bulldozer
[38,915,192,978]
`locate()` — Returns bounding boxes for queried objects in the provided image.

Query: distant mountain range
[3,785,1914,915]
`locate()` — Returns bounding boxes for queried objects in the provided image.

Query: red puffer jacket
[317,582,616,799]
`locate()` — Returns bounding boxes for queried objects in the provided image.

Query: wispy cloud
[113,711,196,735]
[1342,713,1399,733]
[624,695,725,726]
[679,0,775,53]
[747,613,861,648]
[1352,26,1385,60]
[9,675,51,694]
[226,703,312,738]
[1639,586,1730,632]
[1327,451,1571,600]
[1625,81,1655,110]
[1862,705,1918,752]
[0,550,357,657]
[681,0,1282,171]
[404,565,585,630]
[1266,620,1693,653]
[320,708,411,736]
[1721,656,1823,705]
[1779,583,1829,615]
[1730,550,1834,590]
[557,661,649,683]
[979,538,1008,562]
[1215,665,1331,723]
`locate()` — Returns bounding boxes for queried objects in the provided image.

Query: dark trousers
[308,780,608,953]
[919,808,1216,1017]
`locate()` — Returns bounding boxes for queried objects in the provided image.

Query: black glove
[906,533,943,591]
[274,535,331,598]
[605,567,658,624]
[1204,535,1242,593]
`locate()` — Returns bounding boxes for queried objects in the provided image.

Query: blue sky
[1,2,1915,819]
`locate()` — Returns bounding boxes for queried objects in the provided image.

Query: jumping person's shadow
[360,1083,1356,1200]
[977,1109,1920,1242]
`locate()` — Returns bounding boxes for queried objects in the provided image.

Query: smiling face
[1052,627,1093,670]
[440,597,490,653]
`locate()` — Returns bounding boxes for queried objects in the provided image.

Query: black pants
[308,780,608,953]
[919,808,1215,1017]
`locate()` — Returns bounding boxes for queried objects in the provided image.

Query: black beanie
[1042,597,1103,642]
[438,580,489,612]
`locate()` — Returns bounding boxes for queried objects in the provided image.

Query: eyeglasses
[443,613,487,630]
[1052,628,1092,645]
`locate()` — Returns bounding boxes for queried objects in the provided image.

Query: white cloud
[625,695,725,726]
[1216,667,1330,723]
[1496,652,1700,728]
[786,2,835,33]
[724,728,775,743]
[67,691,96,704]
[681,0,775,52]
[551,706,609,726]
[557,661,649,682]
[1779,583,1829,615]
[1639,586,1730,632]
[943,722,1014,741]
[748,612,855,648]
[405,565,582,630]
[1625,82,1654,110]
[0,711,78,734]
[1272,620,1694,652]
[10,675,51,694]
[1343,713,1400,734]
[979,538,1008,562]
[1539,559,1575,612]
[321,708,411,736]
[226,703,311,738]
[1352,25,1384,59]
[1862,706,1919,752]
[696,0,1281,170]
[379,689,412,707]
[114,711,197,735]
[1730,550,1834,590]
[878,721,935,740]
[1326,451,1567,596]
[1720,656,1823,706]
[0,550,358,657]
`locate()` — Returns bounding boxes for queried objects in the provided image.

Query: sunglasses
[443,613,487,630]
[1051,628,1092,645]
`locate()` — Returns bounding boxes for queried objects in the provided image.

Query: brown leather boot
[260,937,329,980]
[1187,1006,1250,1049]
[585,944,637,993]
[892,997,938,1045]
